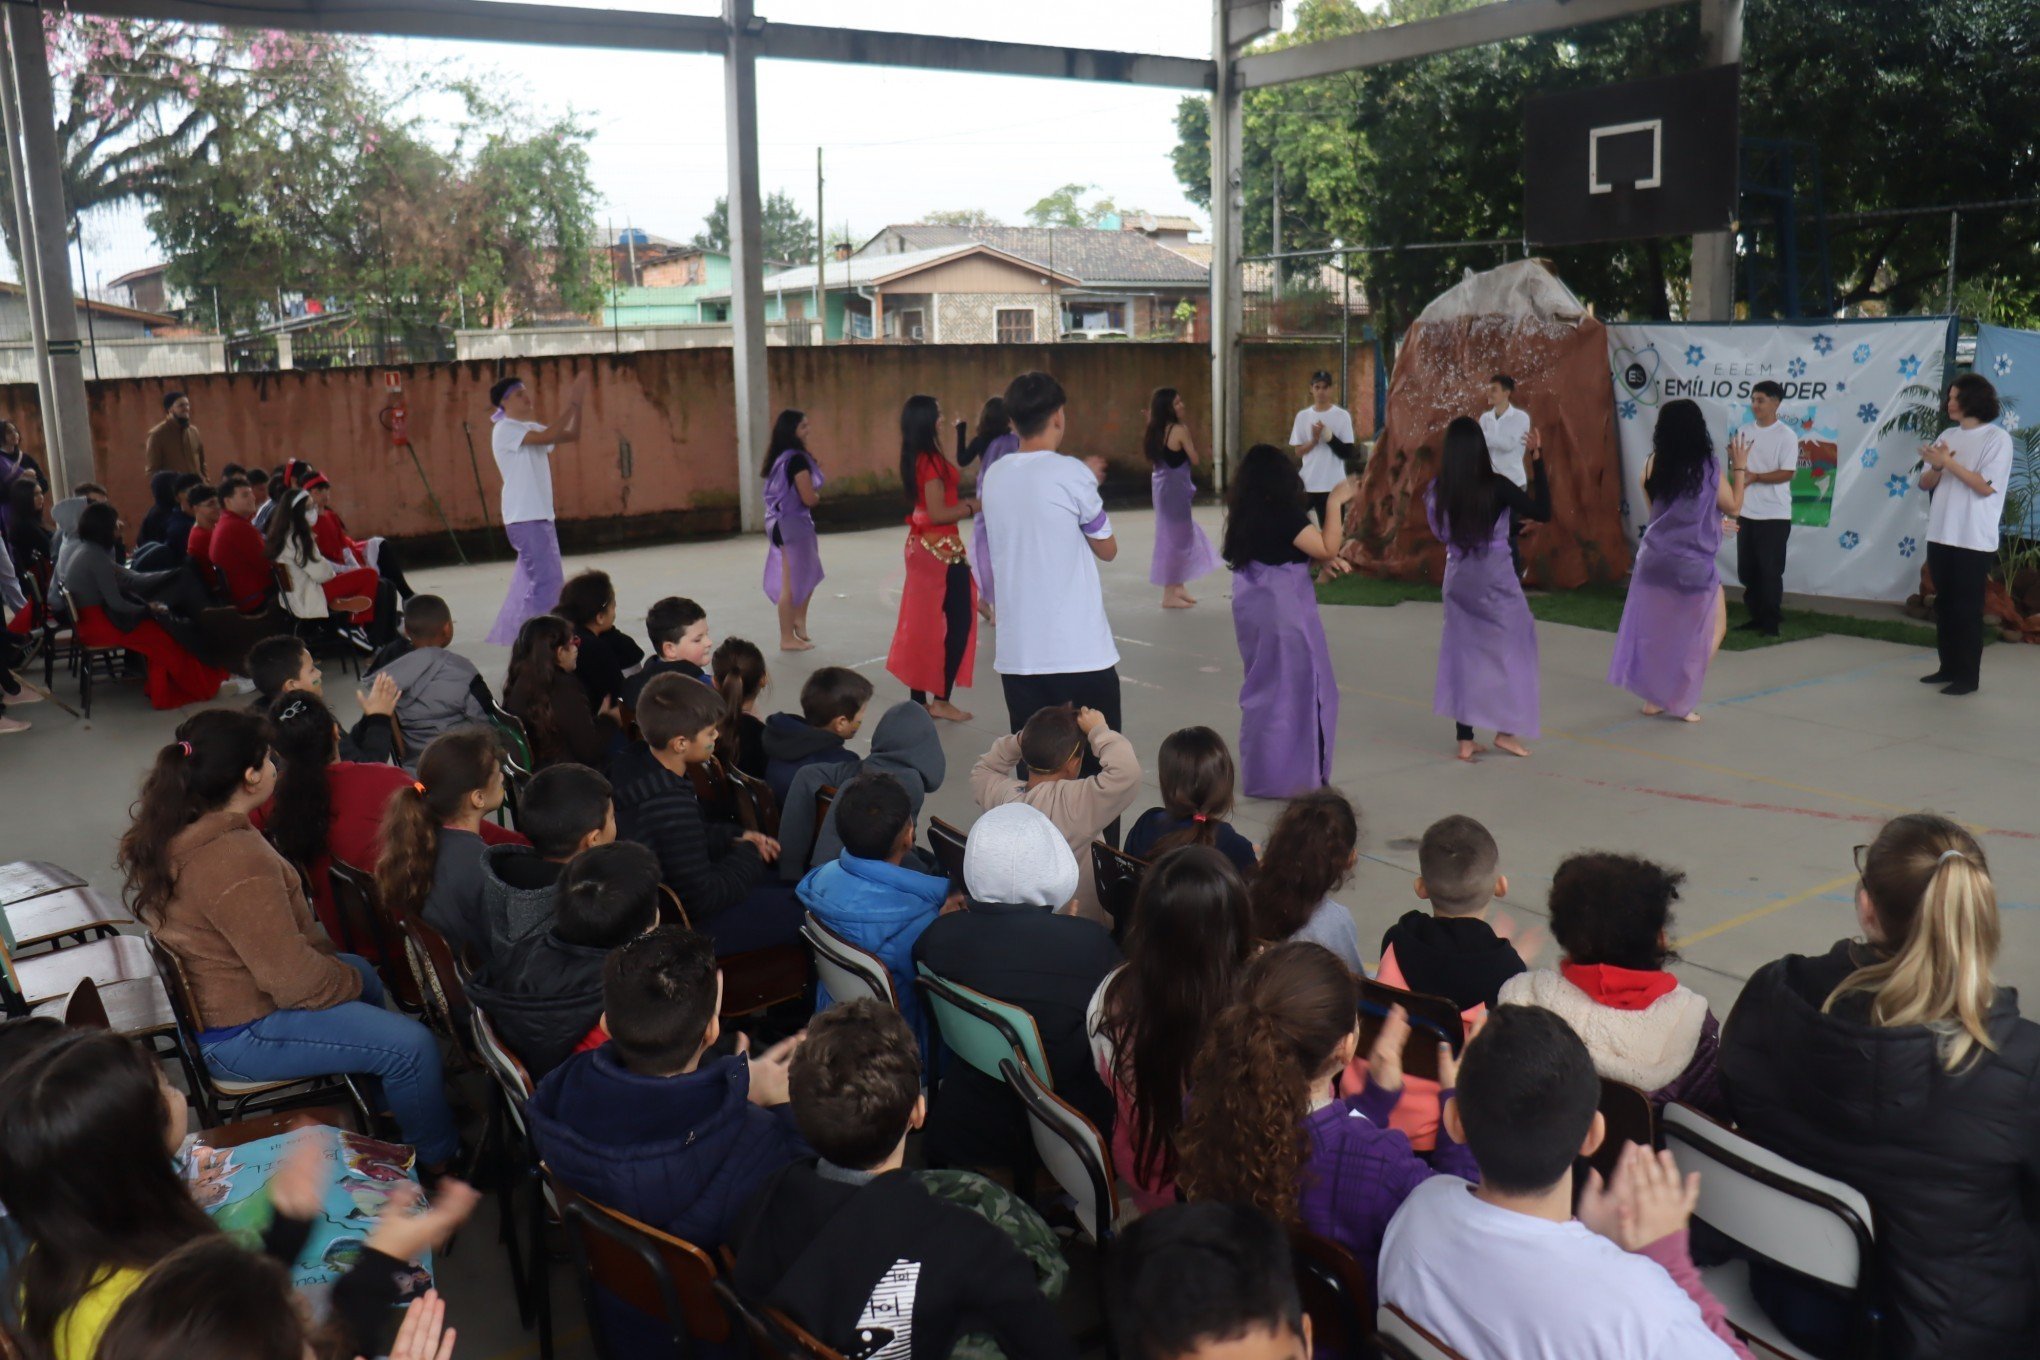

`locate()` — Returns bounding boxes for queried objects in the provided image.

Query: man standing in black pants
[980,371,1124,836]
[1734,380,1797,637]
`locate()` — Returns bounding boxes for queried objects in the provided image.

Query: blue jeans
[199,955,459,1164]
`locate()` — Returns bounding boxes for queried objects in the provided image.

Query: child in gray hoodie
[779,699,948,882]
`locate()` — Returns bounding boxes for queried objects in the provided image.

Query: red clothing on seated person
[72,605,227,710]
[321,566,381,625]
[251,760,414,955]
[209,510,272,612]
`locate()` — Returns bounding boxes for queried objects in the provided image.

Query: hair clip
[1939,849,1971,865]
[1191,813,1208,823]
[277,698,311,723]
[414,781,427,795]
[176,740,193,757]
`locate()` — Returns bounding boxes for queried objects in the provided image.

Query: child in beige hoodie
[970,704,1141,925]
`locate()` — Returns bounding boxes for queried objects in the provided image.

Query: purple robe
[487,519,564,646]
[1149,459,1221,586]
[1608,458,1722,715]
[762,448,826,607]
[1233,560,1339,799]
[1427,487,1539,738]
[969,432,1019,606]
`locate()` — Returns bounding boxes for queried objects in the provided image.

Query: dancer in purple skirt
[1608,399,1748,722]
[487,370,588,646]
[1428,415,1550,762]
[1223,444,1353,800]
[959,396,1017,626]
[761,407,825,652]
[1143,387,1223,609]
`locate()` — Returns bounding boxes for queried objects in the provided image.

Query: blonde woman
[1722,814,2040,1359]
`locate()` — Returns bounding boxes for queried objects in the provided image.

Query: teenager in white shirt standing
[1478,374,1535,576]
[1288,369,1355,530]
[1733,380,1798,637]
[485,370,588,646]
[981,371,1123,771]
[1919,373,2013,695]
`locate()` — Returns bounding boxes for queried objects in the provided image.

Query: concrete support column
[723,0,767,533]
[1,4,92,493]
[1208,0,1246,492]
[276,331,294,370]
[1689,0,1742,321]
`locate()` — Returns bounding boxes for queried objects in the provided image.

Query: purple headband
[490,381,525,422]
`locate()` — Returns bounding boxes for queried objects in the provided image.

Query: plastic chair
[472,1005,554,1345]
[800,913,898,1010]
[1661,1101,1881,1360]
[489,701,535,816]
[549,1171,736,1359]
[1002,1057,1118,1244]
[713,1280,848,1360]
[1374,1303,1471,1360]
[403,912,476,1054]
[728,766,781,838]
[916,964,1050,1086]
[328,859,423,1011]
[1589,1077,1659,1181]
[57,583,130,718]
[1089,840,1148,942]
[926,816,968,884]
[1356,977,1464,1083]
[1291,1229,1373,1360]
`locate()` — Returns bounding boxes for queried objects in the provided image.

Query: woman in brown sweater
[118,708,459,1167]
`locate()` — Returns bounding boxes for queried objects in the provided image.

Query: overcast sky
[61,0,1278,293]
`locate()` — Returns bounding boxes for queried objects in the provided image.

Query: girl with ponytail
[1176,941,1475,1292]
[119,709,461,1171]
[376,727,523,959]
[1123,726,1257,874]
[1723,813,2040,1358]
[505,612,618,769]
[710,636,769,779]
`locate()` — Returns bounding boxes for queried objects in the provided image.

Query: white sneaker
[227,676,258,695]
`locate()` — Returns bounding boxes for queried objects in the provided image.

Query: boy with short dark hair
[619,595,712,710]
[970,702,1140,925]
[610,672,803,954]
[795,772,952,1058]
[469,762,614,968]
[468,840,661,1078]
[245,634,399,765]
[1379,1005,1750,1359]
[733,1000,1077,1360]
[762,665,873,806]
[363,593,493,769]
[1109,1203,1310,1360]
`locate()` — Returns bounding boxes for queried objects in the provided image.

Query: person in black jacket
[611,671,803,955]
[504,613,621,771]
[733,1000,1077,1360]
[467,840,661,1079]
[555,569,644,713]
[913,802,1121,1174]
[1721,813,2040,1360]
[246,634,400,766]
[1378,814,1524,1012]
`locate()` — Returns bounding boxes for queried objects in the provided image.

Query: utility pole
[815,146,825,343]
[723,0,768,533]
[1690,0,1743,320]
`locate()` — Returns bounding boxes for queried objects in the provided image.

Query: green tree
[1024,183,1136,229]
[921,207,1005,230]
[692,189,816,267]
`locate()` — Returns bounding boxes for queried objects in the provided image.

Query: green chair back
[915,964,1051,1087]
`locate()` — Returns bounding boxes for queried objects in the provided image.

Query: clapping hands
[1576,1141,1700,1252]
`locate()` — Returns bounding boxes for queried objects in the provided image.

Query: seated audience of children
[1179,941,1476,1292]
[711,635,770,779]
[181,482,223,593]
[58,500,228,709]
[470,840,662,1079]
[1723,813,2040,1360]
[377,727,525,950]
[621,594,713,710]
[207,473,274,613]
[245,633,399,765]
[1089,844,1254,1212]
[970,702,1141,926]
[796,771,954,1057]
[1124,725,1258,875]
[1248,786,1366,975]
[914,802,1120,1172]
[1499,851,1723,1114]
[472,760,614,968]
[612,671,803,955]
[504,612,620,770]
[263,485,382,641]
[1108,1202,1311,1360]
[1379,1004,1751,1359]
[116,710,460,1168]
[305,467,414,600]
[732,999,1077,1360]
[555,568,644,713]
[780,696,946,881]
[762,664,874,806]
[362,593,493,768]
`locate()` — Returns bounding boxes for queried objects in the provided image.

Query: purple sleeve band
[1081,510,1111,536]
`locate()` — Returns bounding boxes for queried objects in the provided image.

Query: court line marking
[1673,872,1860,949]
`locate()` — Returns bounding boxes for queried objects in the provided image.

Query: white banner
[1605,318,1954,603]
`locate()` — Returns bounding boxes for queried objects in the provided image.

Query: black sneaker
[1941,681,1979,696]
[1732,619,1765,632]
[1918,672,1950,684]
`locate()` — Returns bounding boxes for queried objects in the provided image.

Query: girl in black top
[555,568,644,712]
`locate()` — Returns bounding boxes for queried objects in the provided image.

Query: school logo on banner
[1605,318,1956,603]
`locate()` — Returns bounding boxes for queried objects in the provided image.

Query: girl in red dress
[885,394,978,722]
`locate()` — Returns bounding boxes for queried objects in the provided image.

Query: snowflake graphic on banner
[1684,345,1705,367]
[1839,530,1860,550]
[1899,536,1918,558]
[1813,333,1835,356]
[1619,399,1638,420]
[1995,353,2014,376]
[1852,343,1872,364]
[1897,355,1921,379]
[1861,447,1880,469]
[1885,473,1910,498]
[1787,357,1807,378]
[2007,410,2023,432]
[1857,402,1881,424]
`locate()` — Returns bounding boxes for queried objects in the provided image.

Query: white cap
[962,803,1079,909]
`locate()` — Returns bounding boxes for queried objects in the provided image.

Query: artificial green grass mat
[1316,574,1948,651]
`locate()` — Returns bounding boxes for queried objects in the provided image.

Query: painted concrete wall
[3,341,1373,542]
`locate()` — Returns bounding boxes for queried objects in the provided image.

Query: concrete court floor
[5,504,2038,1360]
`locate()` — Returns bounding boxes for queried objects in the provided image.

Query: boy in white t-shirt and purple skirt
[486,371,588,646]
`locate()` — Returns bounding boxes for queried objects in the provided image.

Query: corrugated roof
[861,224,1210,285]
[707,241,1080,300]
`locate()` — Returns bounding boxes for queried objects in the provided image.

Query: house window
[996,308,1035,344]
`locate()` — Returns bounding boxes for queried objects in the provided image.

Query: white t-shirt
[1739,419,1799,521]
[982,448,1118,676]
[1289,404,1355,493]
[1479,404,1532,488]
[492,417,556,525]
[1926,422,2014,552]
[1380,1178,1740,1360]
